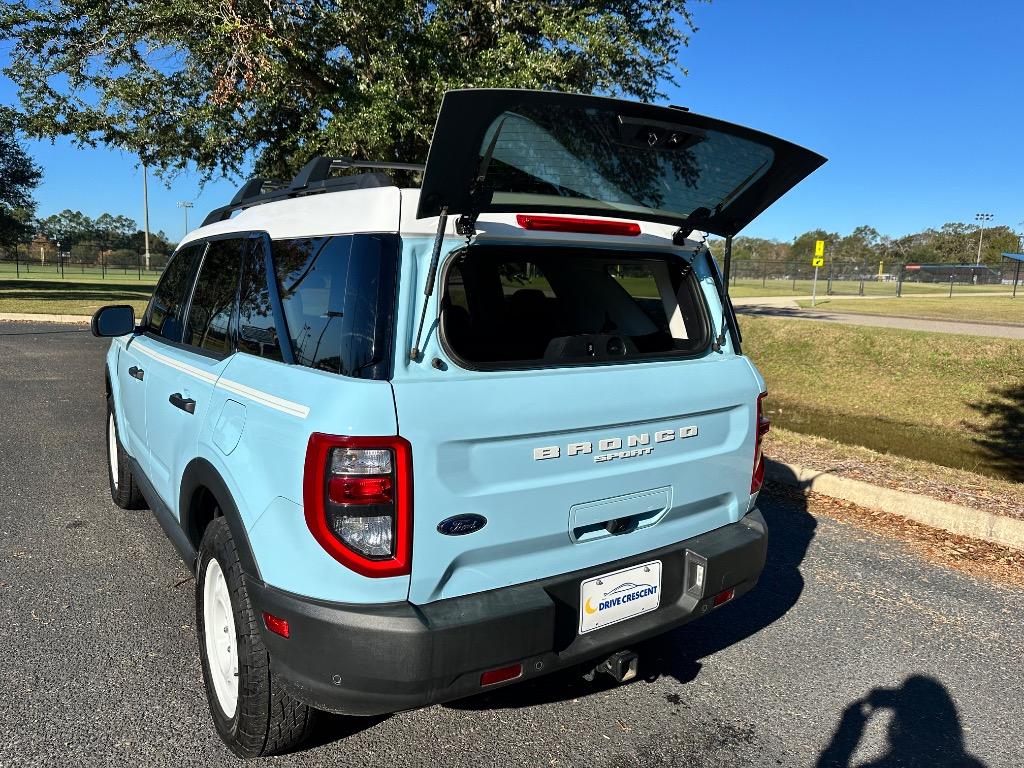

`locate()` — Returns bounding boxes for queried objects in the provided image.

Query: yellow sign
[812,257,825,268]
[814,240,825,257]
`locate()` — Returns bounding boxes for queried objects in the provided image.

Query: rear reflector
[516,214,641,237]
[262,612,290,638]
[480,663,523,686]
[712,588,735,607]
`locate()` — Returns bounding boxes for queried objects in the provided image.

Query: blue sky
[3,0,1023,242]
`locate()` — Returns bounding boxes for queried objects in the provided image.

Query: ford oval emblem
[437,514,487,536]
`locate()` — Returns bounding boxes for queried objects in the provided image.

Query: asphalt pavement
[1,320,1022,767]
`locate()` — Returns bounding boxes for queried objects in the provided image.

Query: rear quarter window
[442,245,709,368]
[271,234,399,380]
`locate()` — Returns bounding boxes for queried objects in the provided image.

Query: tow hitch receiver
[584,650,639,684]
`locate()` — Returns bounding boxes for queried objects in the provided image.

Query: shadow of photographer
[816,675,987,768]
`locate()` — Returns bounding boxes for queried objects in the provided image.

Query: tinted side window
[185,238,245,355]
[271,234,398,380]
[146,244,203,342]
[237,239,283,362]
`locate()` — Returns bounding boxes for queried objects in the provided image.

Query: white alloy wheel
[203,557,239,718]
[108,412,119,490]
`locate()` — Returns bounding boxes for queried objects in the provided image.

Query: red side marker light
[516,214,641,237]
[713,588,735,608]
[480,663,523,687]
[263,612,290,639]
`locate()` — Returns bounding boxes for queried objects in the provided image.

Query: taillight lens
[303,434,412,577]
[751,392,770,494]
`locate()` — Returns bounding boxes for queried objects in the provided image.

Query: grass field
[796,296,1024,325]
[0,279,153,316]
[0,264,160,284]
[743,316,1024,482]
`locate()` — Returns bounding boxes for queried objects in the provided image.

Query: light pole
[142,163,152,271]
[975,212,994,266]
[178,201,194,237]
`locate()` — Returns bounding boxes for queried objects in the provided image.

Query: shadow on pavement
[450,472,816,711]
[968,383,1024,482]
[816,675,987,768]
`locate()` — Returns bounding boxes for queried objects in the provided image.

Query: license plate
[579,560,662,635]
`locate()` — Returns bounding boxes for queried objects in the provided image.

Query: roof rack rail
[200,156,425,227]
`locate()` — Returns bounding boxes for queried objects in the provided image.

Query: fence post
[949,273,954,298]
[826,260,833,295]
[14,249,19,278]
[896,265,903,297]
[137,252,142,280]
[762,262,767,288]
[1014,261,1021,299]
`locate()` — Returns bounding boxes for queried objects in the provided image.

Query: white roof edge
[175,185,705,252]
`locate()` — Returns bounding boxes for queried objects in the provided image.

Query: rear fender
[179,457,260,579]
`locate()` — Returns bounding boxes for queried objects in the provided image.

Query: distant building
[29,233,54,263]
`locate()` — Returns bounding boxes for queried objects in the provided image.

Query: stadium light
[975,212,994,266]
[178,201,194,237]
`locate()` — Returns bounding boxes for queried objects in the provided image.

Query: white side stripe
[132,341,310,419]
[133,341,218,383]
[215,378,310,419]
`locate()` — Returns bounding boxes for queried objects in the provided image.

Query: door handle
[169,393,196,414]
[128,366,145,381]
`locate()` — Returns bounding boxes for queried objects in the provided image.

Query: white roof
[181,186,701,251]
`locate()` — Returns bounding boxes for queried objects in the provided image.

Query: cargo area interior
[441,245,710,366]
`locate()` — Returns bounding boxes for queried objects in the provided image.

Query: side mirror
[91,305,137,338]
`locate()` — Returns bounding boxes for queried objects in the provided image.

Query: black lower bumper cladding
[247,508,768,716]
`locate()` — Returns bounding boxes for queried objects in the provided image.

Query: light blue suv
[92,89,824,757]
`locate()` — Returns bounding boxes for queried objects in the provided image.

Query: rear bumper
[247,508,768,716]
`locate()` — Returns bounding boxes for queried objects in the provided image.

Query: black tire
[106,397,146,510]
[196,517,315,758]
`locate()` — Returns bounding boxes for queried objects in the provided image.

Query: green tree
[38,209,96,250]
[0,112,42,254]
[0,0,709,181]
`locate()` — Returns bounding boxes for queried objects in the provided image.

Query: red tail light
[751,392,770,494]
[516,214,641,237]
[303,434,412,578]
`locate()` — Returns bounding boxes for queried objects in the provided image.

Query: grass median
[0,278,153,316]
[796,296,1024,325]
[743,315,1024,483]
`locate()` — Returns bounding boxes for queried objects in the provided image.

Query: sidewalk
[735,303,1024,339]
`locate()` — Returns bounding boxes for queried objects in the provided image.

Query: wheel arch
[180,457,261,580]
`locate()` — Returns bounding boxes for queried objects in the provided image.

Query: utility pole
[974,212,993,266]
[177,201,194,237]
[142,163,152,271]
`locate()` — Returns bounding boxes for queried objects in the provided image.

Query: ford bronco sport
[91,89,824,757]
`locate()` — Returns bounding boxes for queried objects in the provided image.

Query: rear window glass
[271,234,399,380]
[442,246,708,367]
[479,105,774,223]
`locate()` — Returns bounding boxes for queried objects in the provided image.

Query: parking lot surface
[1,321,1021,767]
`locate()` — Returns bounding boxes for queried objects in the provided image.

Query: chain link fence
[0,245,167,281]
[726,259,1022,298]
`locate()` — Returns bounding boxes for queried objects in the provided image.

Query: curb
[766,459,1024,551]
[0,312,91,324]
